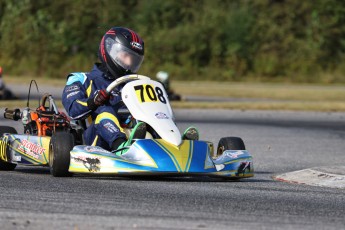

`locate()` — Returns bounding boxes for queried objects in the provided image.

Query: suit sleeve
[62,73,92,120]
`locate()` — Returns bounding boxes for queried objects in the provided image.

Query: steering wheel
[106,74,150,94]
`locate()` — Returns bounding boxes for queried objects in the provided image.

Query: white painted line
[274,168,345,189]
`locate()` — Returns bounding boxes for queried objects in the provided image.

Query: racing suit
[62,63,127,150]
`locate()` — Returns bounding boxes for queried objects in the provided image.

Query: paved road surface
[0,109,344,229]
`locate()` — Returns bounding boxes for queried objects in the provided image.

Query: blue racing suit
[62,64,127,150]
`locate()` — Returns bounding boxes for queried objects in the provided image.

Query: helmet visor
[105,38,144,73]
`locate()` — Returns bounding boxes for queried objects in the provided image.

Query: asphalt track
[0,108,345,229]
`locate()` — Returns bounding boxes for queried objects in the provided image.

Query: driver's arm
[62,73,92,120]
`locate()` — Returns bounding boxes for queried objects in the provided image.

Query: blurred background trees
[1,0,345,83]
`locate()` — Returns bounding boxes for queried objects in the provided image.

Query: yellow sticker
[135,84,164,103]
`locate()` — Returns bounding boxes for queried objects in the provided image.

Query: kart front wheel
[0,126,18,171]
[216,137,246,157]
[49,132,74,177]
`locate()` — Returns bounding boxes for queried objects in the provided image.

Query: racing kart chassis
[0,76,254,179]
[69,139,253,179]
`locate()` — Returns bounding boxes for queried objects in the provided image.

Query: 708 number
[134,84,167,104]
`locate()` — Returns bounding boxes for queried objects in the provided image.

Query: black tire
[216,137,246,157]
[49,132,74,177]
[0,126,18,171]
[0,126,17,135]
[4,89,17,100]
[168,93,181,101]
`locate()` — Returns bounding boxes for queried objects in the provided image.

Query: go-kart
[0,81,83,175]
[0,86,17,100]
[62,75,254,179]
[156,71,181,101]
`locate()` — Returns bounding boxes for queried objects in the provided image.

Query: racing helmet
[98,27,144,79]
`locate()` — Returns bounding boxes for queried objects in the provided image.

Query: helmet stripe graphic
[100,36,107,62]
[106,30,116,35]
[127,28,138,43]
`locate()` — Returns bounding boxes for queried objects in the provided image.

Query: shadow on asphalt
[13,166,274,183]
[14,166,50,175]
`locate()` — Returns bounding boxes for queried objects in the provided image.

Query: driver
[62,27,147,153]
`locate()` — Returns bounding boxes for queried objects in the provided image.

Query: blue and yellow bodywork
[69,139,254,178]
[0,134,51,165]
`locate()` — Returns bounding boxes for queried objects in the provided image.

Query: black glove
[87,89,110,111]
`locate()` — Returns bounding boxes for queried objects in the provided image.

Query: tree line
[1,0,345,83]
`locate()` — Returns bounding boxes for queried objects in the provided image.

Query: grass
[3,75,66,87]
[2,75,345,111]
[170,101,345,112]
[171,81,345,102]
[169,81,345,111]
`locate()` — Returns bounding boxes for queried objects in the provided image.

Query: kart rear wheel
[216,137,246,157]
[0,126,18,171]
[49,132,74,177]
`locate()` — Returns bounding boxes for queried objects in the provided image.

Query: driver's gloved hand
[87,89,110,111]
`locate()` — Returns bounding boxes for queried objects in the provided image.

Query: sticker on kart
[134,84,167,104]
